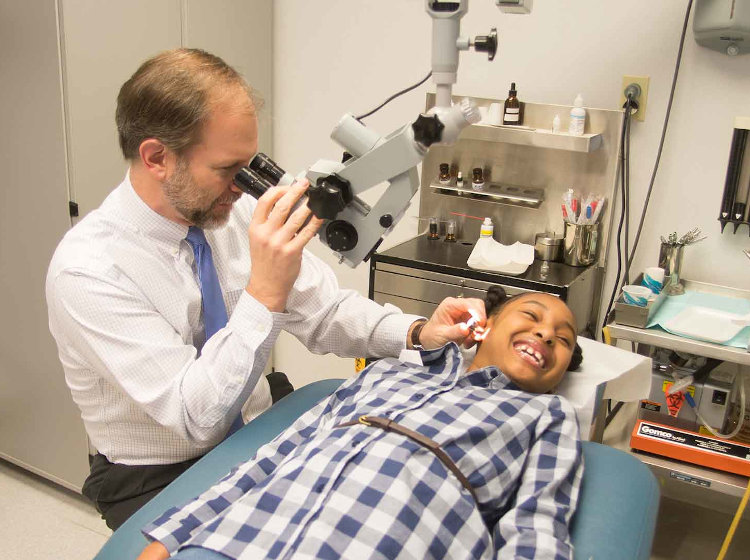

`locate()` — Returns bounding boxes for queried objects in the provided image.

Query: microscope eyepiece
[249,153,286,186]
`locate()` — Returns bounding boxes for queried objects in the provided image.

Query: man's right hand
[246,180,323,312]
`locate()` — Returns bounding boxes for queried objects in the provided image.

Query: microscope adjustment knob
[379,214,393,228]
[307,174,353,221]
[412,114,445,148]
[326,220,358,252]
[473,28,497,61]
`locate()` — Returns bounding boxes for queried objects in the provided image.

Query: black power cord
[601,0,693,432]
[601,0,693,335]
[602,102,636,330]
[625,0,693,277]
[355,71,433,121]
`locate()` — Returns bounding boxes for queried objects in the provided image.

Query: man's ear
[138,139,171,181]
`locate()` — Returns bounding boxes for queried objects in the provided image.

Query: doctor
[45,47,484,531]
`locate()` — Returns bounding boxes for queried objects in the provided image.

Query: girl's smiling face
[470,293,577,393]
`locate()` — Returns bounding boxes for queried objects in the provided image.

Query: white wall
[272,0,750,385]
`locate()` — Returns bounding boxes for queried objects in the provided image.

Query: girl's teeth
[516,344,545,367]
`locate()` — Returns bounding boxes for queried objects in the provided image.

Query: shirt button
[414,393,424,400]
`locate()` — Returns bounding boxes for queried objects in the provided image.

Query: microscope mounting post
[235,0,520,267]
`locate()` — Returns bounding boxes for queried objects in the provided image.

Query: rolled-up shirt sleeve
[284,250,421,359]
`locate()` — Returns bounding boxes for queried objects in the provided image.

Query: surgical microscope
[234,1,522,267]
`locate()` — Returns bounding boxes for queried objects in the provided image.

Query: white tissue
[558,337,652,437]
[467,237,535,275]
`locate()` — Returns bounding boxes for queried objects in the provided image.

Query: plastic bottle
[552,114,561,134]
[568,94,586,136]
[480,217,494,238]
[456,171,465,188]
[503,83,522,126]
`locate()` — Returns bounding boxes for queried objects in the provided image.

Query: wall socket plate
[620,75,650,122]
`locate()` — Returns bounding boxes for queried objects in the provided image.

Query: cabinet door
[60,0,183,218]
[0,0,90,491]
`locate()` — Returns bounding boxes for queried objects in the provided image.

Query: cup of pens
[561,190,604,266]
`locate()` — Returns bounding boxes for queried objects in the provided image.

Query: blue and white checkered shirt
[144,343,583,559]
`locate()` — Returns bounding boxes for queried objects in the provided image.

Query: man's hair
[115,48,260,160]
[484,286,583,371]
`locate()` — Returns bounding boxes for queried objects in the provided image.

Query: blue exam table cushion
[94,379,658,560]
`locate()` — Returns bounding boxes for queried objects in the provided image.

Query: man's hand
[418,297,487,349]
[246,180,323,312]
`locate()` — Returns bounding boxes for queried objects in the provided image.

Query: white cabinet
[0,0,272,492]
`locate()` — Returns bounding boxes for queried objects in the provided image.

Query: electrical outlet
[620,75,650,122]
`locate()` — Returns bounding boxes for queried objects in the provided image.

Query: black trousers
[83,371,294,531]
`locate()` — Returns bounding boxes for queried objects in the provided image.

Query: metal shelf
[632,450,750,517]
[607,321,750,366]
[429,182,544,208]
[606,405,750,513]
[605,279,750,513]
[458,123,603,153]
[606,278,750,365]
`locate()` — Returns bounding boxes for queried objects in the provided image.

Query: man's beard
[163,158,241,229]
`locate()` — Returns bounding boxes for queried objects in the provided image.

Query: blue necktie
[186,227,228,339]
[186,227,244,435]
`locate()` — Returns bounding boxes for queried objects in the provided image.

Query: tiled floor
[2,403,749,559]
[0,459,109,560]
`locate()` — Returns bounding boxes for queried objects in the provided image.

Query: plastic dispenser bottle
[568,94,586,136]
[552,114,561,134]
[480,217,494,239]
[503,83,522,126]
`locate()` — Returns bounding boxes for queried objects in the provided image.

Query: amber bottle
[503,82,522,126]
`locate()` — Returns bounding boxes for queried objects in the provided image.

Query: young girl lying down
[139,287,584,560]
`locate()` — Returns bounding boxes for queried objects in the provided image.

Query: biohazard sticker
[665,388,685,417]
[662,381,694,417]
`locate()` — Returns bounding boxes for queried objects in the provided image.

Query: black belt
[336,415,477,502]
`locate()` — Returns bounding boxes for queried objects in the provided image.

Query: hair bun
[568,342,583,371]
[484,285,509,316]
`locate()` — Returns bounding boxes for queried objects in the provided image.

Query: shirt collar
[431,342,521,391]
[119,169,189,247]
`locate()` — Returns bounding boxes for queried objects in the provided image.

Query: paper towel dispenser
[694,0,750,56]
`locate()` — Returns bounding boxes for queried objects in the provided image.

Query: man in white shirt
[45,48,484,530]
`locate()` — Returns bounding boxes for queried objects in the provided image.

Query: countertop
[373,234,594,293]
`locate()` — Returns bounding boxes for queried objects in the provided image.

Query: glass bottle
[445,219,457,242]
[428,217,440,240]
[472,167,485,191]
[503,82,522,126]
[438,163,450,185]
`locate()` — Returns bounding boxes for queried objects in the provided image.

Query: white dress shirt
[46,173,419,465]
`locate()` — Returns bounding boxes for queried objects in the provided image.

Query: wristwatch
[410,319,427,350]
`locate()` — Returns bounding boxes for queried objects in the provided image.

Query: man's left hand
[418,297,487,349]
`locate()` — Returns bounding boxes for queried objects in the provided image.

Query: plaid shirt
[144,343,583,559]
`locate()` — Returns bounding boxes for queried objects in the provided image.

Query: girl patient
[139,287,584,560]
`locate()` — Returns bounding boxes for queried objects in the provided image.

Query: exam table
[93,379,659,560]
